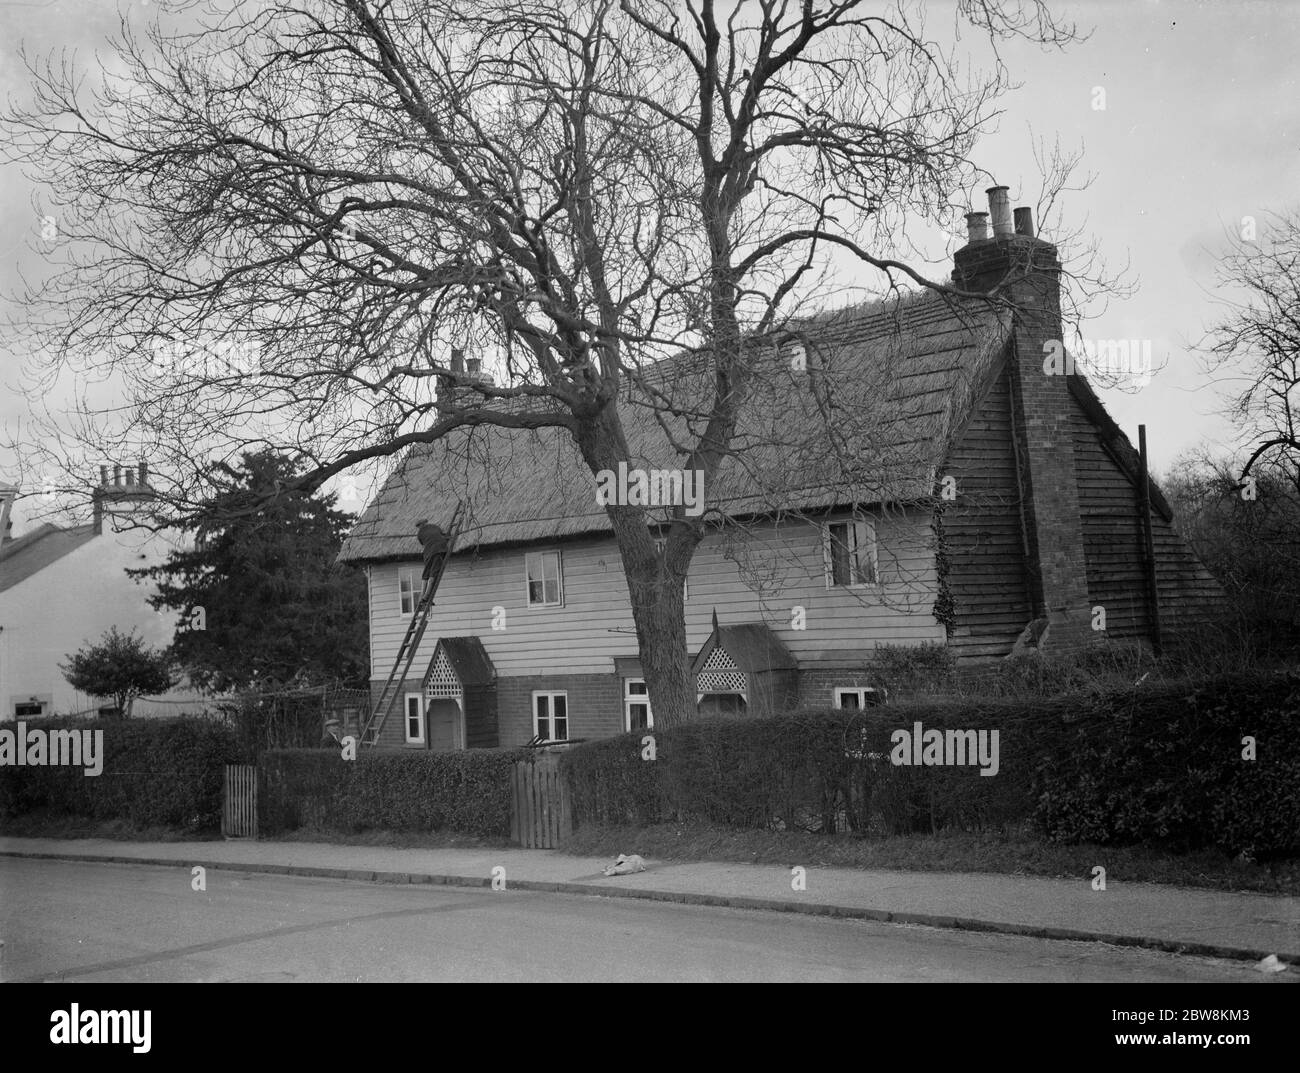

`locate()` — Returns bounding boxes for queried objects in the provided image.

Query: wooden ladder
[359,503,464,747]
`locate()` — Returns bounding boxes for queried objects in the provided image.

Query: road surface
[0,857,1284,983]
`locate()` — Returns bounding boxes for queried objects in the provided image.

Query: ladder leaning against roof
[359,502,465,747]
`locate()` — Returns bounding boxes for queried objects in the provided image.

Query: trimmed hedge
[1035,671,1300,860]
[258,748,532,838]
[561,699,1067,837]
[0,716,247,832]
[562,672,1300,858]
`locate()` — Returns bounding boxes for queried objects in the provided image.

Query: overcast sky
[2,0,1297,533]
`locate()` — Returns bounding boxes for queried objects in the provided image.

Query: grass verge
[561,822,1300,895]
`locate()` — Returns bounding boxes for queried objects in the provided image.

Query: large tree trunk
[579,410,702,730]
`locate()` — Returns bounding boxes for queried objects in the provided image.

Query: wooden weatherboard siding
[366,512,946,683]
[1069,392,1224,640]
[941,362,1034,659]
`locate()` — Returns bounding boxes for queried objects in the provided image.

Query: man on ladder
[415,518,450,598]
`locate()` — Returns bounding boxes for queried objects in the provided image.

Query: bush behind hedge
[0,716,247,832]
[258,747,533,837]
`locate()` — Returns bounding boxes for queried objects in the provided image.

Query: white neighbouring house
[0,464,205,719]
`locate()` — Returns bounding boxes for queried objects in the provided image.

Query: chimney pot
[1014,206,1035,238]
[986,185,1013,237]
[965,212,990,244]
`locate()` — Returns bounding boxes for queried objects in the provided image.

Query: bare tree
[1203,209,1300,486]
[4,0,1084,726]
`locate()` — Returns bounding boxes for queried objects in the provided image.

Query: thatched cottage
[338,187,1223,750]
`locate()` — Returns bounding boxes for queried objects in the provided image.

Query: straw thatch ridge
[338,290,1012,563]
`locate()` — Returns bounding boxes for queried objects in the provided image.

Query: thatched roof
[339,290,1010,563]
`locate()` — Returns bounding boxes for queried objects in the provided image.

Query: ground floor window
[533,691,568,741]
[833,687,886,710]
[624,678,653,731]
[13,700,46,717]
[404,693,425,744]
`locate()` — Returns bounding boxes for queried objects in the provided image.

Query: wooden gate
[222,764,258,839]
[510,753,571,849]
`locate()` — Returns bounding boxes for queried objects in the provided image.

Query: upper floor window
[398,567,419,615]
[823,518,878,587]
[525,550,564,607]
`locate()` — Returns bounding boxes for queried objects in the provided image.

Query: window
[653,538,688,600]
[398,567,419,615]
[834,687,886,710]
[525,551,563,607]
[404,693,425,744]
[14,701,45,718]
[624,678,653,731]
[824,518,878,587]
[533,691,568,741]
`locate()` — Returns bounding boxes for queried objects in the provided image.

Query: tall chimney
[965,212,990,244]
[125,467,135,487]
[450,348,466,375]
[100,465,109,488]
[138,461,148,487]
[114,465,122,487]
[986,185,1013,237]
[950,177,1092,653]
[0,484,16,546]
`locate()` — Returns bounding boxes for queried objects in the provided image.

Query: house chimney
[113,465,122,487]
[125,467,135,487]
[466,356,482,377]
[950,179,1092,653]
[0,484,17,546]
[450,347,466,375]
[965,212,990,244]
[987,185,1013,237]
[138,461,148,487]
[100,465,109,488]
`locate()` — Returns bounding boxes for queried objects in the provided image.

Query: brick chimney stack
[0,483,17,546]
[952,185,1093,651]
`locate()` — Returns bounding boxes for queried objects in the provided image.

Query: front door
[427,698,461,752]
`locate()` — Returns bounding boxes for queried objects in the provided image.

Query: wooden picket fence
[510,753,572,849]
[222,764,258,839]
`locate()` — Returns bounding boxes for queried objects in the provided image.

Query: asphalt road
[0,857,1284,983]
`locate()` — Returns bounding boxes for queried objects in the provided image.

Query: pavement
[2,835,1297,967]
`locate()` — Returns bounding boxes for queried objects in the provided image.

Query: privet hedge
[1035,671,1300,860]
[0,716,247,831]
[258,748,532,837]
[561,699,1067,838]
[561,673,1300,859]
